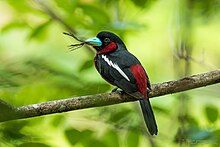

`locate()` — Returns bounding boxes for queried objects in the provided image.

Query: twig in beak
[63,32,85,43]
[63,32,86,51]
[68,43,85,51]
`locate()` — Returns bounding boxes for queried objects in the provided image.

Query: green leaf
[64,128,82,145]
[81,129,93,138]
[126,130,139,147]
[130,0,148,7]
[186,115,198,126]
[152,105,169,115]
[52,115,65,127]
[83,138,107,147]
[109,108,132,123]
[205,105,219,123]
[54,0,78,12]
[79,59,94,72]
[6,0,32,13]
[28,20,52,40]
[2,121,28,140]
[81,82,111,95]
[213,129,220,143]
[1,21,27,32]
[78,3,111,26]
[64,128,94,145]
[103,130,119,147]
[18,143,50,147]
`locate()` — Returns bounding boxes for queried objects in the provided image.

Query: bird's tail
[139,99,158,135]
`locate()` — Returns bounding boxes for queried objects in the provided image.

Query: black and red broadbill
[85,31,158,135]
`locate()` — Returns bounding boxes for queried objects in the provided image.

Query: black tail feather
[139,99,158,135]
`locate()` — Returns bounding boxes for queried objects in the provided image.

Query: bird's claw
[111,88,124,95]
[147,87,152,92]
[111,88,118,92]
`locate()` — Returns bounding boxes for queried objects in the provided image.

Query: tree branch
[0,70,219,122]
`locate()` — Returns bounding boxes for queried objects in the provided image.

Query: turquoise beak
[85,37,102,46]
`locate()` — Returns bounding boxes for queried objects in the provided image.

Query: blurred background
[0,0,220,146]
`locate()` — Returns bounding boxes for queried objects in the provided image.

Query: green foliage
[126,130,140,147]
[18,143,50,147]
[0,0,220,146]
[1,121,28,140]
[65,128,83,145]
[205,105,219,123]
[78,3,111,26]
[103,130,120,147]
[64,128,117,147]
[79,59,94,72]
[1,21,27,33]
[28,20,52,41]
[130,0,149,7]
[109,108,132,123]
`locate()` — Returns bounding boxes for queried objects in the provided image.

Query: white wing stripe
[101,55,130,81]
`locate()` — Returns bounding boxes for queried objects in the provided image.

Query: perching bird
[85,31,158,135]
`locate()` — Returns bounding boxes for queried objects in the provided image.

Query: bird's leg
[147,87,152,92]
[111,87,124,95]
[111,87,118,92]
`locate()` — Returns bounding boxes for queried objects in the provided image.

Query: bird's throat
[97,42,117,54]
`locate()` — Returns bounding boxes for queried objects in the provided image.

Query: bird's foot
[147,87,152,92]
[111,88,124,95]
[111,87,118,92]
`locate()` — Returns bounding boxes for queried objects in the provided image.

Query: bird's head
[85,31,126,54]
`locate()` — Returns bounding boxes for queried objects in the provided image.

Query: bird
[85,31,158,135]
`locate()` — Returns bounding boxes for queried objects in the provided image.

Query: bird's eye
[104,38,110,43]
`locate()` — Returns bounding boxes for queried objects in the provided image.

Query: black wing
[94,50,149,98]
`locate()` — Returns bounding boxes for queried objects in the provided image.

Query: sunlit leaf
[205,105,218,123]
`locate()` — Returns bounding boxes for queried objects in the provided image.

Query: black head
[85,31,127,54]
